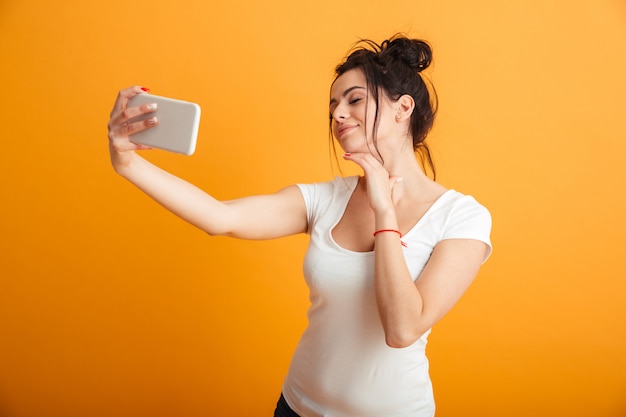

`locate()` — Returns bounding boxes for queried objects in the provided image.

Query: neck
[381,147,427,176]
[372,146,437,194]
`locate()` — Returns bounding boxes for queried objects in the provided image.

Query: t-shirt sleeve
[441,196,493,262]
[296,183,315,232]
[296,181,334,234]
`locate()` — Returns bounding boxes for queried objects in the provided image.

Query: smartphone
[127,93,201,155]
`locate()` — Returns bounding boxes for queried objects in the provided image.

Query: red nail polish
[344,152,351,157]
[141,87,150,92]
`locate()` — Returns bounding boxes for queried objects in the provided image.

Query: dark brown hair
[332,34,438,178]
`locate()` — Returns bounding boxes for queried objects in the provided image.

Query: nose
[331,105,348,122]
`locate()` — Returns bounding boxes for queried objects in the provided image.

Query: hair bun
[381,37,432,72]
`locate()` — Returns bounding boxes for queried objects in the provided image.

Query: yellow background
[1,0,625,416]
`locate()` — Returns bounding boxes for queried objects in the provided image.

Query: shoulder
[438,190,492,260]
[436,190,491,222]
[296,176,358,229]
[296,176,358,202]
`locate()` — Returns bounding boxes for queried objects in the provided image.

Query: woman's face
[329,69,398,153]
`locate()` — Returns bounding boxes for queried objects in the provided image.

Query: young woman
[107,35,492,417]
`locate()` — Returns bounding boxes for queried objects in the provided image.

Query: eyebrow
[329,86,367,107]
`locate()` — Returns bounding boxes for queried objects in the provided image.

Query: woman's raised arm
[107,86,308,239]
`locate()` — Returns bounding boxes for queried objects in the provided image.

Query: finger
[343,152,382,173]
[109,125,156,152]
[110,101,158,128]
[108,99,158,141]
[389,176,403,187]
[110,115,158,141]
[390,176,405,199]
[110,85,150,118]
[132,143,154,151]
[111,139,154,153]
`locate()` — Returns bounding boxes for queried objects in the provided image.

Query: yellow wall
[1,0,625,416]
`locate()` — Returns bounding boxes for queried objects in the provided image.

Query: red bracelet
[373,229,408,247]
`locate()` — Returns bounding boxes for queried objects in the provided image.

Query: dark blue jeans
[274,393,300,417]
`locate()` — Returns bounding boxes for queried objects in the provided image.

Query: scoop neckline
[328,176,454,255]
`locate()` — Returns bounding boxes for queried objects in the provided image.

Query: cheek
[365,105,379,130]
[365,114,377,135]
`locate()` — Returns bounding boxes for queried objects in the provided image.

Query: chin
[339,137,368,152]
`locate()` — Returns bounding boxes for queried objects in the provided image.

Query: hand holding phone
[127,93,201,155]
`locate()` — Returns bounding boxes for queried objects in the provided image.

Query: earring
[395,112,402,122]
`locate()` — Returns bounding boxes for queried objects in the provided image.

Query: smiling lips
[336,123,358,138]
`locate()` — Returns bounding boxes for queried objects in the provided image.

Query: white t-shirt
[282,176,492,417]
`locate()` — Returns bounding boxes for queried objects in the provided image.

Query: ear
[395,94,415,122]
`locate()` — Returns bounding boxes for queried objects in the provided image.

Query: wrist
[374,207,398,229]
[373,229,407,247]
[110,148,138,176]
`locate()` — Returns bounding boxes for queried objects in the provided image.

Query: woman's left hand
[342,152,404,214]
